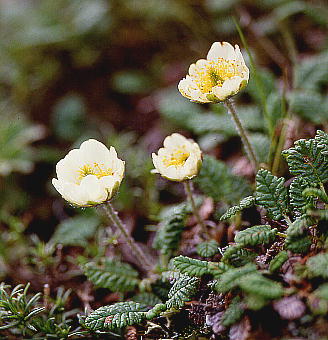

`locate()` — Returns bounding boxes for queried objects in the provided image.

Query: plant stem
[183,181,209,239]
[224,99,258,170]
[102,202,153,271]
[320,183,328,209]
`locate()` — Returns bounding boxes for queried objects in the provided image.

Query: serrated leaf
[285,235,311,254]
[195,155,251,204]
[221,245,257,267]
[131,293,162,309]
[289,90,328,124]
[172,256,210,277]
[282,138,328,184]
[220,196,255,221]
[84,259,139,292]
[161,270,183,282]
[286,217,308,238]
[294,52,328,92]
[51,215,100,246]
[153,204,187,255]
[235,225,277,246]
[303,187,328,203]
[197,240,219,257]
[289,177,314,216]
[207,262,232,279]
[84,302,146,331]
[255,169,289,220]
[166,276,199,309]
[221,297,244,327]
[269,251,289,273]
[214,264,257,293]
[249,133,271,163]
[239,273,283,299]
[145,303,167,320]
[315,130,328,155]
[306,253,328,278]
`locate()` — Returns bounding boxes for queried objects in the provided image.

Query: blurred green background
[0,0,327,283]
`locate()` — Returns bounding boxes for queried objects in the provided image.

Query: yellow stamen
[163,148,190,167]
[193,58,245,93]
[78,162,113,182]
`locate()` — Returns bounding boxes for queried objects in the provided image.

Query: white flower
[178,42,249,103]
[52,139,125,207]
[152,133,202,182]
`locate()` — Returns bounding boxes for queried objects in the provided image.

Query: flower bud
[152,133,202,182]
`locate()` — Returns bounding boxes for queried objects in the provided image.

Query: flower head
[152,133,202,182]
[178,42,249,103]
[52,139,124,207]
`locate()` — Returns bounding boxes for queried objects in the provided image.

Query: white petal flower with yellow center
[52,139,125,207]
[178,42,249,103]
[152,133,202,182]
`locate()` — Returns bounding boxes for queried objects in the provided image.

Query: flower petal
[207,42,236,60]
[212,76,244,101]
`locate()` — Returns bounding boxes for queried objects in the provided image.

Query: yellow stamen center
[193,58,245,93]
[163,148,190,167]
[78,162,113,182]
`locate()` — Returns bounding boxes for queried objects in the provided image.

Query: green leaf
[51,215,100,246]
[244,293,267,310]
[195,155,251,204]
[282,138,328,185]
[221,297,244,327]
[207,262,232,279]
[239,273,283,299]
[145,303,167,320]
[84,259,139,292]
[153,204,187,255]
[250,133,271,163]
[84,302,146,331]
[131,293,163,309]
[289,177,314,216]
[196,240,219,257]
[255,169,289,220]
[235,225,277,246]
[313,283,328,300]
[172,256,210,277]
[221,245,257,267]
[303,187,328,204]
[306,253,328,278]
[294,52,328,92]
[166,276,199,309]
[269,251,289,273]
[315,130,328,155]
[214,264,257,293]
[52,95,86,142]
[289,90,328,124]
[285,235,311,254]
[286,217,308,238]
[220,196,255,221]
[111,70,152,94]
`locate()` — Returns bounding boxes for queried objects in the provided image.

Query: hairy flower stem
[183,181,209,239]
[224,99,258,170]
[102,202,152,271]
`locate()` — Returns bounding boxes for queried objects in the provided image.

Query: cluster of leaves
[0,283,83,339]
[79,130,328,339]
